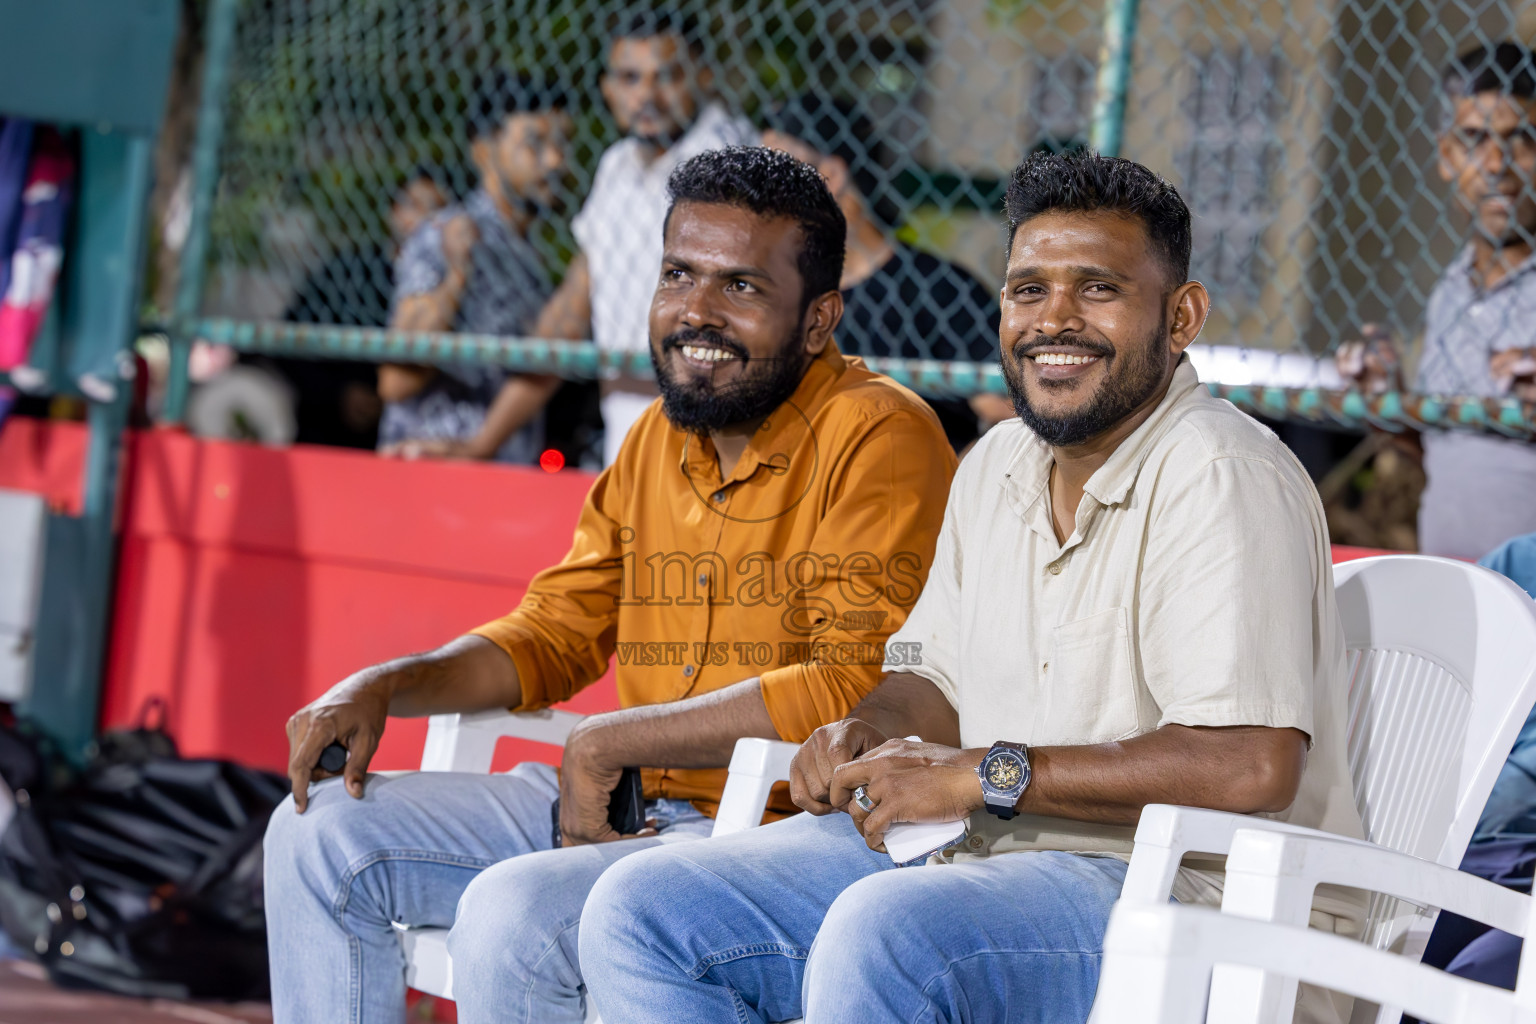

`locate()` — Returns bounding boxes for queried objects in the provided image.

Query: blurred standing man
[533,8,757,464]
[765,95,1008,451]
[1337,42,1536,558]
[378,71,569,462]
[265,147,956,1024]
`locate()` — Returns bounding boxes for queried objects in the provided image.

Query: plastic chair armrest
[710,738,800,837]
[1121,804,1375,906]
[419,709,587,773]
[1221,828,1528,936]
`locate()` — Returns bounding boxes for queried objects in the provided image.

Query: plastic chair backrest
[1334,555,1536,951]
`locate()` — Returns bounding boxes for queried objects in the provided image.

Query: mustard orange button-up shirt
[472,342,957,815]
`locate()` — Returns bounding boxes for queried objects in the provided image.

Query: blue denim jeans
[580,809,1131,1024]
[262,763,711,1024]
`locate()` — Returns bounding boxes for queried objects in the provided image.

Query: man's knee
[449,852,582,977]
[263,777,392,890]
[580,845,694,975]
[815,870,920,965]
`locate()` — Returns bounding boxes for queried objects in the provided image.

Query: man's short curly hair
[1005,149,1191,288]
[664,145,847,310]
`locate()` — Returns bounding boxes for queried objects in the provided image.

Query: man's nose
[680,284,726,328]
[1035,289,1085,337]
[1481,139,1510,177]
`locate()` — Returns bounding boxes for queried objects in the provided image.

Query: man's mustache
[1012,332,1115,361]
[661,327,750,362]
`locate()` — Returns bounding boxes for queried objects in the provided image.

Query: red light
[539,449,565,473]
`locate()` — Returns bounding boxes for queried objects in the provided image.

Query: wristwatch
[975,741,1031,820]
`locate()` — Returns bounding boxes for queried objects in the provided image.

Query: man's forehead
[1008,210,1158,275]
[608,34,685,68]
[1451,92,1536,127]
[666,202,799,264]
[504,110,567,135]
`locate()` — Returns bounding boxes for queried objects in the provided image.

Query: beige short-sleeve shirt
[888,357,1364,902]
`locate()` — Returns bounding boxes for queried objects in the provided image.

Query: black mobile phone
[317,741,348,774]
[607,766,645,835]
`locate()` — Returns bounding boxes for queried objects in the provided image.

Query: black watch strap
[982,741,1030,820]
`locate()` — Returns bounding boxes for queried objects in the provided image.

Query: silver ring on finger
[852,785,875,813]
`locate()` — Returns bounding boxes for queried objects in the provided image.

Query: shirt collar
[676,341,849,487]
[1001,355,1204,516]
[1452,243,1536,295]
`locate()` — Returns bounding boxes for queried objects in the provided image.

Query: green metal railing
[165,0,1536,441]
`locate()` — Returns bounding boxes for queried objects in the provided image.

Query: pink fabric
[0,129,73,370]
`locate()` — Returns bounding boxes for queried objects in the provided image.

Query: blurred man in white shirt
[528,8,756,464]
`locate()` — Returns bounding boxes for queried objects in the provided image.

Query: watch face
[984,751,1025,791]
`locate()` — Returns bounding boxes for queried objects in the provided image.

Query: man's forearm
[1016,724,1308,826]
[533,252,592,340]
[465,374,563,458]
[574,678,778,769]
[377,635,522,717]
[848,673,962,747]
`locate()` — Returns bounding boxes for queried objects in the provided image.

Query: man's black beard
[630,104,694,148]
[1002,317,1169,448]
[653,327,807,435]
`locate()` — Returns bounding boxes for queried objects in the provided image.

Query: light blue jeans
[262,763,711,1024]
[580,810,1131,1024]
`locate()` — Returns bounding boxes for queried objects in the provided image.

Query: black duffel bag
[0,704,288,999]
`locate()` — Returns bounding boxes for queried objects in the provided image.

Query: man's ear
[599,71,617,114]
[1167,280,1210,356]
[803,290,844,356]
[696,63,715,93]
[469,137,490,179]
[1438,133,1457,184]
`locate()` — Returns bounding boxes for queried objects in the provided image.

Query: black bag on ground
[0,708,288,1000]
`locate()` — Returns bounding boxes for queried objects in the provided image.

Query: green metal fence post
[1089,0,1142,157]
[165,0,238,424]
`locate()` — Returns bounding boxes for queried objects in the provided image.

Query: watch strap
[980,741,1031,821]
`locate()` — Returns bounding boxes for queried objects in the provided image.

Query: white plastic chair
[1113,555,1536,1024]
[395,708,797,1019]
[1091,828,1536,1024]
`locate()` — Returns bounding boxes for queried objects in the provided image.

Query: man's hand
[1335,324,1403,395]
[829,739,985,852]
[789,718,889,814]
[558,720,657,846]
[1492,348,1536,403]
[379,437,481,460]
[285,669,394,812]
[440,213,478,270]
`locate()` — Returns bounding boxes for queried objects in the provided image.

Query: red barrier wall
[0,417,1393,775]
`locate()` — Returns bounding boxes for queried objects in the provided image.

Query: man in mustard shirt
[263,146,956,1024]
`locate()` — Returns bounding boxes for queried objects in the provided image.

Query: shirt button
[712,491,725,503]
[683,665,695,677]
[1041,661,1049,673]
[1048,563,1062,575]
[697,573,708,586]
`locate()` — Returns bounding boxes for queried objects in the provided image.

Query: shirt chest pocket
[1041,606,1140,745]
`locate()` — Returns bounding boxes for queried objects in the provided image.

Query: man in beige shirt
[579,150,1362,1024]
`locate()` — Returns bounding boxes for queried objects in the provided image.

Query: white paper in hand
[884,819,967,864]
[880,735,967,864]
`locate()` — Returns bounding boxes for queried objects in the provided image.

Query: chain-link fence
[181,0,1536,435]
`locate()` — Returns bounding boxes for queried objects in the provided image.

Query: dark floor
[0,961,463,1023]
[0,959,273,1023]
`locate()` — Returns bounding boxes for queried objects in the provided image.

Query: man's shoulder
[1151,386,1310,488]
[817,360,952,439]
[584,140,645,199]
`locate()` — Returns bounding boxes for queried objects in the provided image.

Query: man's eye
[726,280,753,292]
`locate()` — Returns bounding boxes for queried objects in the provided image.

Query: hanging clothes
[0,126,74,371]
